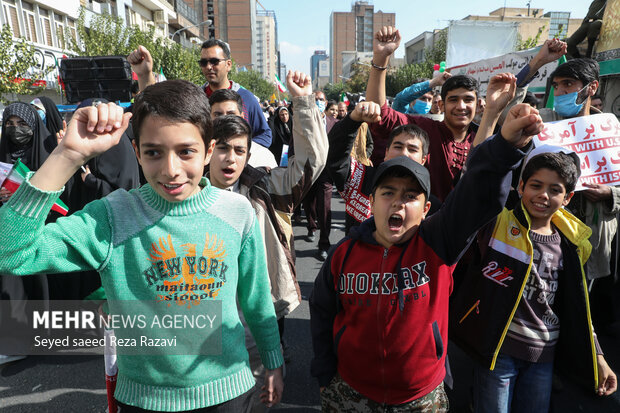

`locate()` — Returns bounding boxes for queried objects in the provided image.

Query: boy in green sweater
[0,80,283,412]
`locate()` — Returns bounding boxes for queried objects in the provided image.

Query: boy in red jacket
[310,103,543,412]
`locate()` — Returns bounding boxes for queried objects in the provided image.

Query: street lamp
[170,19,212,42]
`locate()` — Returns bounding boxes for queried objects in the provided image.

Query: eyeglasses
[198,58,228,67]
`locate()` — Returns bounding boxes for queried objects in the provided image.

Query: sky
[256,0,590,75]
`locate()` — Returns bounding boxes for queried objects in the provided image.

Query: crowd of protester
[0,4,619,411]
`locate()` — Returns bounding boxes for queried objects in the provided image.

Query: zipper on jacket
[459,300,480,324]
[377,247,389,402]
[490,231,534,370]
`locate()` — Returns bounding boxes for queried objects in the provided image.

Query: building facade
[310,50,328,90]
[329,1,394,82]
[405,7,582,68]
[256,10,277,82]
[199,0,256,72]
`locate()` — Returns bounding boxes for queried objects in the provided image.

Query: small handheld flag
[340,92,350,106]
[0,160,69,215]
[275,74,287,93]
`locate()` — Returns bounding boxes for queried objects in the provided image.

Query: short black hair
[387,124,430,156]
[521,152,580,194]
[209,89,243,115]
[441,75,478,101]
[550,58,599,87]
[326,100,338,112]
[212,115,252,151]
[201,39,231,59]
[132,80,212,147]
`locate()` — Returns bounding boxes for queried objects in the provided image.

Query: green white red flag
[340,92,350,106]
[0,159,69,215]
[275,74,287,93]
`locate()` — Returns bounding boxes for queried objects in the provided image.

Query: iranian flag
[0,160,69,216]
[275,74,287,93]
[340,92,350,106]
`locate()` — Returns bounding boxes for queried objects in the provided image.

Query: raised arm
[422,103,543,264]
[327,101,381,191]
[30,103,131,192]
[366,26,401,107]
[473,73,517,147]
[127,45,156,92]
[519,39,567,86]
[263,71,328,208]
[392,72,452,113]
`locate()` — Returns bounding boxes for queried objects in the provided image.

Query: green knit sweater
[0,175,283,411]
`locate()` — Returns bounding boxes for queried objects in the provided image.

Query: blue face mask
[316,99,326,113]
[413,100,432,114]
[554,83,589,117]
[36,109,46,123]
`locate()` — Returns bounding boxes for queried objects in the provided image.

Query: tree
[229,68,275,101]
[516,24,547,51]
[323,82,349,102]
[386,63,431,98]
[0,25,50,104]
[346,62,371,94]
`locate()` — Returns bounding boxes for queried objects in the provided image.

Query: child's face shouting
[370,175,431,249]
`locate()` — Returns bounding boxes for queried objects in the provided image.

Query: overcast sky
[256,0,590,75]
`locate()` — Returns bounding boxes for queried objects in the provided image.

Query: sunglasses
[198,58,228,67]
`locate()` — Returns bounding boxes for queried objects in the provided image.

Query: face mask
[554,83,589,117]
[316,100,326,113]
[413,100,432,114]
[5,125,34,145]
[36,109,46,123]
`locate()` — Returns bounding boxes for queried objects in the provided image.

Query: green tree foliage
[229,68,275,101]
[424,29,447,67]
[0,25,50,104]
[346,62,371,93]
[323,82,348,102]
[386,63,432,98]
[517,24,547,51]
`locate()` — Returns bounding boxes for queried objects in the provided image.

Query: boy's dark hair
[441,75,478,101]
[550,58,599,87]
[212,115,252,151]
[387,124,430,156]
[209,89,243,114]
[521,152,580,194]
[132,80,212,147]
[201,39,231,59]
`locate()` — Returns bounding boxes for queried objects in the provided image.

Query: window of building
[22,2,38,43]
[39,8,53,46]
[67,18,76,42]
[2,0,21,37]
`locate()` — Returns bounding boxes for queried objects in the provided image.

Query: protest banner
[449,46,558,96]
[533,113,620,190]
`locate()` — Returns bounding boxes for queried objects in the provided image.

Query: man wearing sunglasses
[129,40,276,168]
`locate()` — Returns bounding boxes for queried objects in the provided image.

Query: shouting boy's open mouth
[388,214,403,230]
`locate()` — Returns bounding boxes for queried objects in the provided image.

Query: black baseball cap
[371,156,431,199]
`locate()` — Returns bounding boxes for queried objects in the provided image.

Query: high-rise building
[329,1,395,82]
[200,0,256,71]
[256,10,278,82]
[310,50,328,90]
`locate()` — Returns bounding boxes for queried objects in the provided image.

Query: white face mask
[316,99,326,113]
